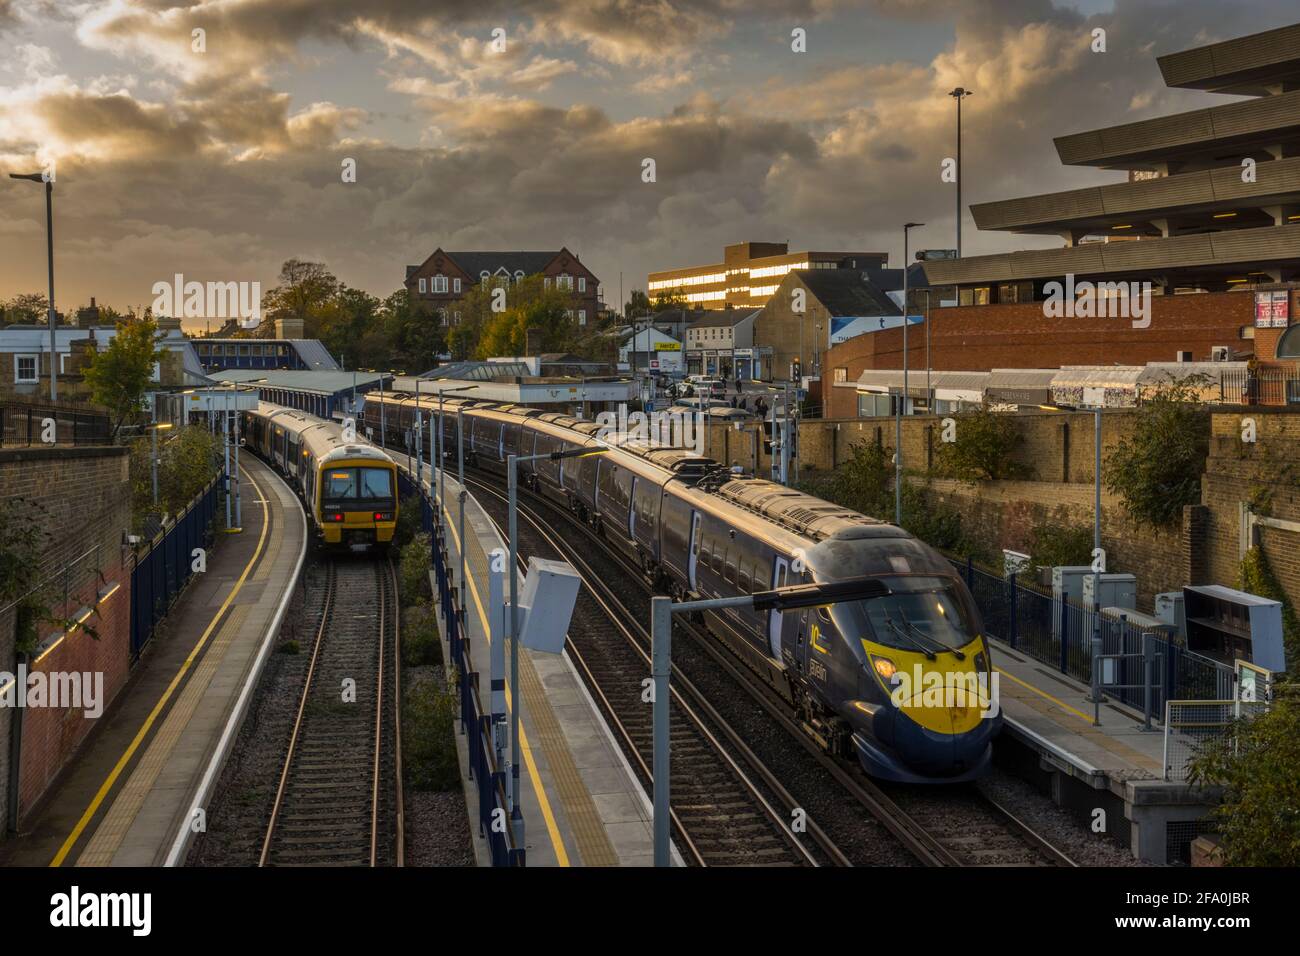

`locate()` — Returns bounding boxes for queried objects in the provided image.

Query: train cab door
[768,556,789,658]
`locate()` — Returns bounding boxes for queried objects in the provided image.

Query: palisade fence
[1218,367,1300,406]
[400,471,523,867]
[0,400,112,447]
[128,476,221,660]
[952,557,1234,720]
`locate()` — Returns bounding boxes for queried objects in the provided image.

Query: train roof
[370,389,903,543]
[254,401,394,466]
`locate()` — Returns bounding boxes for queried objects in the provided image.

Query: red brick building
[405,248,600,327]
[824,289,1268,418]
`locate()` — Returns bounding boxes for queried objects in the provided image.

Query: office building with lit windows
[647,241,888,309]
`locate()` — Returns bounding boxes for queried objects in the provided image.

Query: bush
[933,405,1031,481]
[399,532,432,601]
[128,424,220,528]
[1104,378,1209,528]
[393,493,423,549]
[402,601,443,667]
[404,673,461,791]
[1189,692,1300,865]
[1029,518,1094,570]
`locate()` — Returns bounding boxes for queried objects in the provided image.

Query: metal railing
[954,557,1234,718]
[129,476,220,660]
[0,400,111,447]
[403,471,523,867]
[1218,368,1300,406]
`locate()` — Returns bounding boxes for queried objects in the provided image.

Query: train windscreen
[324,467,394,503]
[836,576,978,654]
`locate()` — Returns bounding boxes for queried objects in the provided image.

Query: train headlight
[872,656,897,681]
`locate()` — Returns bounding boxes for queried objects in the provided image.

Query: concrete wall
[0,445,132,831]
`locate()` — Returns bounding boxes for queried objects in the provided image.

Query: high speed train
[363,390,1000,782]
[242,402,398,551]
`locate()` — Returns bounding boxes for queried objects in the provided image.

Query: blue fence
[954,558,1233,717]
[129,478,220,661]
[400,471,523,867]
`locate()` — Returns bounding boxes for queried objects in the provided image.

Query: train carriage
[362,389,1000,783]
[245,402,398,550]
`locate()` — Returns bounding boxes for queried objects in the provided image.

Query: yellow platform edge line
[995,665,1096,726]
[440,488,571,868]
[50,466,271,867]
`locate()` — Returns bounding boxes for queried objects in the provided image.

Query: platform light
[1112,224,1133,230]
[1212,212,1238,219]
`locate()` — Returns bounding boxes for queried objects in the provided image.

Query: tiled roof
[794,270,901,317]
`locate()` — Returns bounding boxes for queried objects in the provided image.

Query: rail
[0,399,112,447]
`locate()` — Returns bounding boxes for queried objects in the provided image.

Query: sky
[1,0,1297,326]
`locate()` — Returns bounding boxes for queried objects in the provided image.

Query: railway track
[459,467,1076,868]
[461,474,843,867]
[260,558,403,867]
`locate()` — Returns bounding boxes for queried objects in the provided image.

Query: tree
[1189,693,1300,866]
[1104,378,1209,528]
[934,405,1031,481]
[3,292,49,324]
[624,289,651,319]
[475,275,584,358]
[261,259,339,338]
[128,425,220,524]
[381,288,447,373]
[651,288,687,312]
[83,318,165,438]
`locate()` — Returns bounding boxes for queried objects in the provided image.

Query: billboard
[1255,290,1289,328]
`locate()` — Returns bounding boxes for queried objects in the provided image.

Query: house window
[565,309,574,320]
[418,277,427,293]
[438,309,448,326]
[578,310,587,325]
[453,277,461,293]
[544,277,553,290]
[480,271,490,282]
[15,354,38,383]
[454,311,462,324]
[834,367,847,383]
[578,277,586,293]
[557,274,573,291]
[515,271,524,283]
[433,275,449,293]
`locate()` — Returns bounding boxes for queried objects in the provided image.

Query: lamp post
[433,384,475,514]
[948,87,974,258]
[219,378,265,530]
[898,222,924,526]
[506,446,606,843]
[9,172,57,400]
[922,290,933,410]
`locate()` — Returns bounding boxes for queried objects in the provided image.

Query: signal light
[373,512,393,521]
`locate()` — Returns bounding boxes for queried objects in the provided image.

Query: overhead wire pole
[948,87,974,258]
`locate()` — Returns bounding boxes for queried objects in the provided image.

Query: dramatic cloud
[2,0,1298,320]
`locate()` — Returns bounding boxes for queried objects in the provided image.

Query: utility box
[1083,572,1137,611]
[1051,566,1096,639]
[517,557,582,655]
[1154,591,1186,639]
[1101,607,1176,641]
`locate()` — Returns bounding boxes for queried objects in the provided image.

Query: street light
[948,87,974,257]
[10,171,57,400]
[506,446,607,843]
[898,222,924,526]
[218,378,265,530]
[648,576,891,865]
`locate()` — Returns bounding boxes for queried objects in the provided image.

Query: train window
[323,467,394,502]
[699,535,711,566]
[738,565,751,592]
[711,543,723,575]
[725,552,737,584]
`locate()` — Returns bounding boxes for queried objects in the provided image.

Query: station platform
[0,454,306,867]
[990,637,1219,864]
[410,461,670,867]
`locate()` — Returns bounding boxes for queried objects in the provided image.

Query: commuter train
[363,391,1000,782]
[242,402,398,550]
